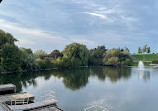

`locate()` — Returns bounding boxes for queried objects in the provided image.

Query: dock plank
[0,84,16,93]
[0,92,35,111]
[29,105,63,111]
[8,99,57,111]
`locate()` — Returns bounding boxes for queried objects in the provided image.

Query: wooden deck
[0,84,16,93]
[29,105,63,111]
[0,84,63,111]
[0,92,35,111]
[8,99,57,111]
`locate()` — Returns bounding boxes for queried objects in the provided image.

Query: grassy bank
[132,54,158,61]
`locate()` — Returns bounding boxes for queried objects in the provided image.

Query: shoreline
[0,65,136,74]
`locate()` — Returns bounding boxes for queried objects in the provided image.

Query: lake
[0,67,158,111]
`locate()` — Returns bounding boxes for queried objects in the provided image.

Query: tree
[103,48,132,66]
[123,47,130,55]
[88,45,107,66]
[142,44,147,53]
[146,47,151,54]
[0,29,22,72]
[1,44,22,71]
[138,47,142,54]
[20,48,33,54]
[50,50,63,59]
[62,43,89,67]
[34,50,47,58]
[20,48,38,70]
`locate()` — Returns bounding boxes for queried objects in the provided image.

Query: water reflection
[138,70,150,82]
[90,67,131,82]
[0,67,132,92]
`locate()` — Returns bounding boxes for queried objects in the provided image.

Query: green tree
[88,45,106,66]
[20,48,38,70]
[103,48,132,66]
[142,44,147,53]
[50,50,63,59]
[146,47,151,54]
[20,48,33,54]
[138,47,142,54]
[35,58,52,70]
[34,50,47,58]
[62,43,89,67]
[0,29,22,72]
[1,44,22,71]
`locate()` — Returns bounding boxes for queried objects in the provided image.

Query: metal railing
[40,90,56,101]
[84,105,108,111]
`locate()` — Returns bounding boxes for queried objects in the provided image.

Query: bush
[105,57,119,66]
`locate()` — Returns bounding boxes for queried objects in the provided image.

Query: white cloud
[85,12,107,19]
[84,12,113,22]
[16,39,36,45]
[0,19,68,52]
[0,19,65,41]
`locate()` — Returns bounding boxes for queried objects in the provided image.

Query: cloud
[84,12,113,22]
[0,19,67,52]
[16,39,36,45]
[0,19,65,41]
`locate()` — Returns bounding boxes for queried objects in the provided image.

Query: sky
[0,0,158,53]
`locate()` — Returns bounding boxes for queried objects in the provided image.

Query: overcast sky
[0,0,158,53]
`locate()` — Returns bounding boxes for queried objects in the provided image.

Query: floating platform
[0,84,63,111]
[29,104,64,111]
[8,99,57,111]
[0,92,35,111]
[0,84,16,94]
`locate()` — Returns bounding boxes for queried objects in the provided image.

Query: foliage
[1,43,22,71]
[88,45,106,66]
[0,30,22,72]
[103,48,132,66]
[62,43,89,67]
[34,50,47,58]
[35,58,52,70]
[50,50,63,59]
[138,47,142,54]
[0,29,134,73]
[138,45,151,54]
[20,48,38,70]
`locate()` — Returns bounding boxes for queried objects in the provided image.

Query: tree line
[138,45,151,54]
[0,29,133,73]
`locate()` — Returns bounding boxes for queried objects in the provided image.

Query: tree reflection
[89,67,131,83]
[0,67,132,91]
[61,69,90,90]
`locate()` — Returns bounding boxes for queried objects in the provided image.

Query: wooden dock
[8,99,57,111]
[0,92,35,111]
[29,105,64,111]
[0,84,16,93]
[0,84,63,111]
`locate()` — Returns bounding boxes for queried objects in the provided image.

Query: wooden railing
[10,98,29,105]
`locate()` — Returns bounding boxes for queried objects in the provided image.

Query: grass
[132,54,158,61]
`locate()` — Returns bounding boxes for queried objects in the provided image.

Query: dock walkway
[29,105,64,111]
[8,99,57,110]
[0,84,16,93]
[0,92,34,111]
[0,84,63,111]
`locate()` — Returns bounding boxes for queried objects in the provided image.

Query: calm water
[0,67,158,111]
